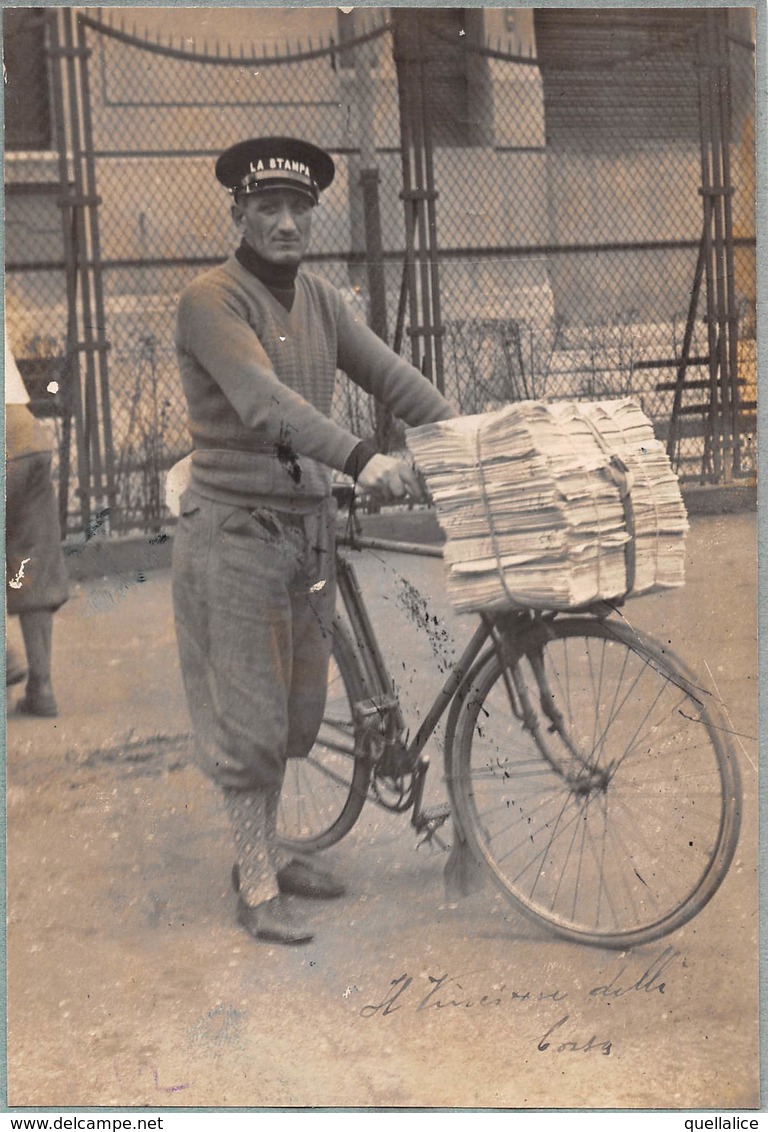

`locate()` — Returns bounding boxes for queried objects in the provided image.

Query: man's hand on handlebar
[356,454,425,504]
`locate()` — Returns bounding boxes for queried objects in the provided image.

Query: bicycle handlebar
[332,480,445,558]
[336,531,444,558]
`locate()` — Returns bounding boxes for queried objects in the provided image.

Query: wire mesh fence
[431,9,756,485]
[3,8,757,535]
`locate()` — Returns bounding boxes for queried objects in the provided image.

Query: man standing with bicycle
[172,136,455,945]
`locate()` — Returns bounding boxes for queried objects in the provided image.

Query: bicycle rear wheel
[447,617,741,949]
[277,617,372,852]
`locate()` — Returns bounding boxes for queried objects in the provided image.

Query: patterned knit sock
[222,786,280,908]
[266,786,293,874]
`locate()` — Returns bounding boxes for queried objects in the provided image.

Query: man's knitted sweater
[176,255,454,510]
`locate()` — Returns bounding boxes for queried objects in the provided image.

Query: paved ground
[3,511,760,1110]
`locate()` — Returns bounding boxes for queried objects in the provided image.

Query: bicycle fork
[487,613,610,795]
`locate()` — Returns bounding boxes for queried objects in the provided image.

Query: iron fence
[3,7,757,535]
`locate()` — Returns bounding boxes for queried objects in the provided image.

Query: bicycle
[277,490,742,951]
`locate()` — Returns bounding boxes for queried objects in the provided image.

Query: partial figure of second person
[171,135,457,945]
[5,331,69,718]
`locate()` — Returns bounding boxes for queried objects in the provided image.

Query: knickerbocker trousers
[171,489,337,793]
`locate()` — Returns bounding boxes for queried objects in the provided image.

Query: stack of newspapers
[406,398,689,613]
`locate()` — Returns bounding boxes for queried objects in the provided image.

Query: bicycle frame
[335,521,620,835]
[316,506,741,949]
[335,531,501,833]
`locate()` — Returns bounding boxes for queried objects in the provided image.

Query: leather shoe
[17,692,58,718]
[231,858,347,900]
[6,650,27,687]
[276,857,347,900]
[236,894,313,944]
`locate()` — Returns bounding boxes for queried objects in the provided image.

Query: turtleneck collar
[235,239,297,310]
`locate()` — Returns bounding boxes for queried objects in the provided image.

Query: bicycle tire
[277,617,373,852]
[446,616,742,949]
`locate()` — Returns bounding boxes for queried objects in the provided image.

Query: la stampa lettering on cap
[215,136,335,203]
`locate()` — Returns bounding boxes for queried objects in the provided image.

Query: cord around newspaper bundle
[473,411,638,611]
[577,413,637,596]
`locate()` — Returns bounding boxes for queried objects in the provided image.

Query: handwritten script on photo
[357,946,684,1056]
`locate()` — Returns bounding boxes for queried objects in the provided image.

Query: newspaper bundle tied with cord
[406,397,689,614]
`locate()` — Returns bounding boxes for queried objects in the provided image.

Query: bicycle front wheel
[277,617,372,853]
[447,617,741,949]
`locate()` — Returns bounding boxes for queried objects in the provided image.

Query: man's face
[232,188,314,266]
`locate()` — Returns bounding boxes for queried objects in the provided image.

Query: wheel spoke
[464,758,558,782]
[277,621,372,850]
[450,619,740,947]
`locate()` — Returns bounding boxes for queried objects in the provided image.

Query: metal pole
[666,229,707,465]
[62,7,101,528]
[47,9,87,535]
[697,19,722,482]
[361,165,395,452]
[360,170,388,344]
[408,16,435,382]
[705,11,733,480]
[716,19,742,473]
[420,39,444,394]
[354,31,393,450]
[77,14,117,516]
[393,10,443,386]
[393,205,418,357]
[354,36,388,344]
[393,14,423,373]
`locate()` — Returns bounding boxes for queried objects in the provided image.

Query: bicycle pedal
[415,802,452,830]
